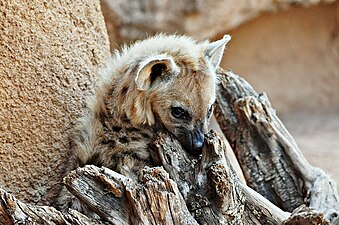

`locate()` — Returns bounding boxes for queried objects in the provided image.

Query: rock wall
[0,1,110,204]
[102,0,336,46]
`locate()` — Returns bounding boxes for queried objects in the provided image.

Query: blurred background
[0,0,338,205]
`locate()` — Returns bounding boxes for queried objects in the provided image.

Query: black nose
[192,130,204,153]
[176,128,205,156]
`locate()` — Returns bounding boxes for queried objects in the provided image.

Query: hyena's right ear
[205,35,231,70]
[135,55,180,91]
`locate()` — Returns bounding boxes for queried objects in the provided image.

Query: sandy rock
[0,0,110,204]
[101,0,336,43]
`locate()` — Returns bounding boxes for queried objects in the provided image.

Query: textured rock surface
[101,0,336,43]
[0,0,110,204]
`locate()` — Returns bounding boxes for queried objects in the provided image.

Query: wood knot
[281,205,329,225]
[207,164,231,207]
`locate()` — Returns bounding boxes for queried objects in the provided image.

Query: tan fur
[56,34,230,213]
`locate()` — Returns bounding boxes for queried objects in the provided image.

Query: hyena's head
[113,34,230,155]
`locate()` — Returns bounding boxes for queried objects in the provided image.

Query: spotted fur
[57,34,230,213]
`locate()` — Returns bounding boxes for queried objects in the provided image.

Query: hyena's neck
[98,73,155,129]
[78,89,155,178]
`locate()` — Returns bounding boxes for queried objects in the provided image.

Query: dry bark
[63,129,290,224]
[0,131,289,225]
[281,205,330,225]
[214,68,339,224]
[1,69,338,225]
[151,130,290,224]
[0,188,107,225]
[63,165,198,225]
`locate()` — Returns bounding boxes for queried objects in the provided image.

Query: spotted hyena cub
[57,34,231,212]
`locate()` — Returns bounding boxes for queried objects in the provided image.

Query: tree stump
[0,69,338,225]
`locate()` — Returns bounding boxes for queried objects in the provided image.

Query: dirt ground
[280,111,339,188]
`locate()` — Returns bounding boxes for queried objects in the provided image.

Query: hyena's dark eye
[171,107,191,120]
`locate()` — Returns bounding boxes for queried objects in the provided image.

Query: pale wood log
[0,188,106,225]
[64,165,199,225]
[1,69,338,225]
[63,166,130,224]
[151,130,290,224]
[1,123,336,225]
[281,205,330,225]
[214,69,339,223]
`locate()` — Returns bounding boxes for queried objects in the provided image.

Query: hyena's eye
[171,107,191,121]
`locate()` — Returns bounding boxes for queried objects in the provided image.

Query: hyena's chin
[176,129,204,156]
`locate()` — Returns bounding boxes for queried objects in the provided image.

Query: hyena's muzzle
[177,125,205,155]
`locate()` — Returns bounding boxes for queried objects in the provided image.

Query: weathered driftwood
[214,68,339,223]
[64,164,198,225]
[0,165,197,225]
[0,130,289,225]
[151,130,290,224]
[1,69,338,225]
[0,188,106,225]
[64,129,290,225]
[281,205,330,225]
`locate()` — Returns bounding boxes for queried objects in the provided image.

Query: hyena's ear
[135,55,180,91]
[205,35,231,70]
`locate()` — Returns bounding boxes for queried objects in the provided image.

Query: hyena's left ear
[205,35,231,70]
[135,55,180,91]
